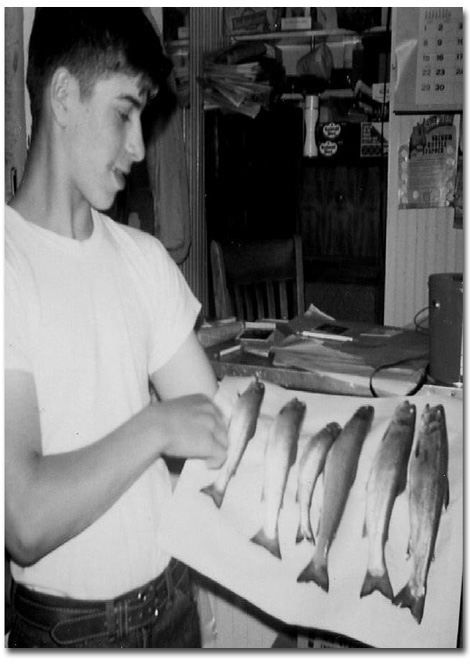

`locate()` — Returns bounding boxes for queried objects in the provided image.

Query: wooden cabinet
[203,20,391,323]
[300,156,387,322]
[205,104,303,244]
[205,108,387,322]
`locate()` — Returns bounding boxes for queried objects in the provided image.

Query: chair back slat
[232,285,245,321]
[265,281,276,318]
[211,236,305,322]
[244,286,255,321]
[278,281,289,319]
[255,286,266,320]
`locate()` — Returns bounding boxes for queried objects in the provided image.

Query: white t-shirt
[4,206,201,599]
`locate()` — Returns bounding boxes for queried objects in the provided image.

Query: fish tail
[297,557,329,592]
[295,522,315,545]
[200,483,225,509]
[393,584,425,624]
[251,528,281,559]
[360,569,394,601]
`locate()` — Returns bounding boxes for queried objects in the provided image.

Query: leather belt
[12,559,188,646]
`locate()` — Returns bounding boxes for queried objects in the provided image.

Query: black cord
[369,355,429,397]
[413,305,429,334]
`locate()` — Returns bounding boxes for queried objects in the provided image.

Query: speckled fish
[393,404,449,624]
[360,401,416,601]
[251,398,306,559]
[296,422,342,545]
[200,378,265,508]
[297,405,374,591]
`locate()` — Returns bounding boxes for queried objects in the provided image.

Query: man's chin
[99,191,123,219]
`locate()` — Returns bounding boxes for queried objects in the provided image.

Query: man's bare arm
[5,336,227,566]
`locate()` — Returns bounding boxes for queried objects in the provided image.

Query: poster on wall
[394,7,463,114]
[397,114,460,210]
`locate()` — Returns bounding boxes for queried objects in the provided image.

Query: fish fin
[200,483,224,509]
[405,541,412,560]
[251,529,281,559]
[360,569,394,601]
[393,584,425,624]
[396,463,409,496]
[297,558,329,592]
[444,477,450,509]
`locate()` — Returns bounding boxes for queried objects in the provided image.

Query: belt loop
[105,600,115,638]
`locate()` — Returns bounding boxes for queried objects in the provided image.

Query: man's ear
[49,67,78,127]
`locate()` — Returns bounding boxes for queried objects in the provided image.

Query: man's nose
[127,120,145,163]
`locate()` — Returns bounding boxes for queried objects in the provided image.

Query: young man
[5,9,228,648]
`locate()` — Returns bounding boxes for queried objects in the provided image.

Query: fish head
[395,401,417,426]
[356,405,375,421]
[326,422,342,439]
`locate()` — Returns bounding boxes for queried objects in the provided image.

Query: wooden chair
[210,235,305,321]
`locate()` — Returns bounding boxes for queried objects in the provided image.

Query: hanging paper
[398,114,459,210]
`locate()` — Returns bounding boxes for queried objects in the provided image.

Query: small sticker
[319,141,338,157]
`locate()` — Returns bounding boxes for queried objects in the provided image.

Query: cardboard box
[360,122,389,158]
[224,8,277,35]
[281,16,312,31]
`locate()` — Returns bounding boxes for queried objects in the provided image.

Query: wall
[383,8,464,327]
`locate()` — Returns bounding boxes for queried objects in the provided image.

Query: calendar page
[394,7,463,113]
[416,8,463,107]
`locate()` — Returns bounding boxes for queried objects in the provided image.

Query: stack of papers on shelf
[199,62,272,118]
[200,41,283,118]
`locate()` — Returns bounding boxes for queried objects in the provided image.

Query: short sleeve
[140,235,201,374]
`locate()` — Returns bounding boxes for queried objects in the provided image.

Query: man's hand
[151,394,228,469]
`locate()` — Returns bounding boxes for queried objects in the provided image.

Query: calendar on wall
[394,7,463,114]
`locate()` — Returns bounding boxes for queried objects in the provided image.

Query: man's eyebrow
[117,94,145,110]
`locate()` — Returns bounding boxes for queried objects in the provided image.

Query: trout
[393,404,449,624]
[360,401,416,601]
[297,404,374,591]
[201,378,265,508]
[251,398,306,559]
[296,422,342,545]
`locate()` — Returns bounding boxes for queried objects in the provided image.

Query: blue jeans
[8,559,201,648]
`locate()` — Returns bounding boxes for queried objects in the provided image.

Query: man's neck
[9,136,94,241]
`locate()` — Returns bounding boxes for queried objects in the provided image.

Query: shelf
[231,28,358,44]
[231,26,389,45]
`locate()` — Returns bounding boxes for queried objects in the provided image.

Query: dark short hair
[27,8,172,133]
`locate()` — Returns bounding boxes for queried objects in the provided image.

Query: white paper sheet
[159,377,463,649]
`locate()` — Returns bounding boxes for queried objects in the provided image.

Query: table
[194,319,461,647]
[205,326,430,398]
[161,377,463,648]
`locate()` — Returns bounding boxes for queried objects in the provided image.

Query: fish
[251,398,306,559]
[297,404,374,591]
[200,378,265,508]
[360,401,416,601]
[393,404,449,624]
[296,422,342,545]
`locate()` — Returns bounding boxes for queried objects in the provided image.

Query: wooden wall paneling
[383,8,464,327]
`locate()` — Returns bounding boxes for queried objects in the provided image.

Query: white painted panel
[384,8,464,328]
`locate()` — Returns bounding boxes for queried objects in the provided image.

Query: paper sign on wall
[398,114,460,210]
